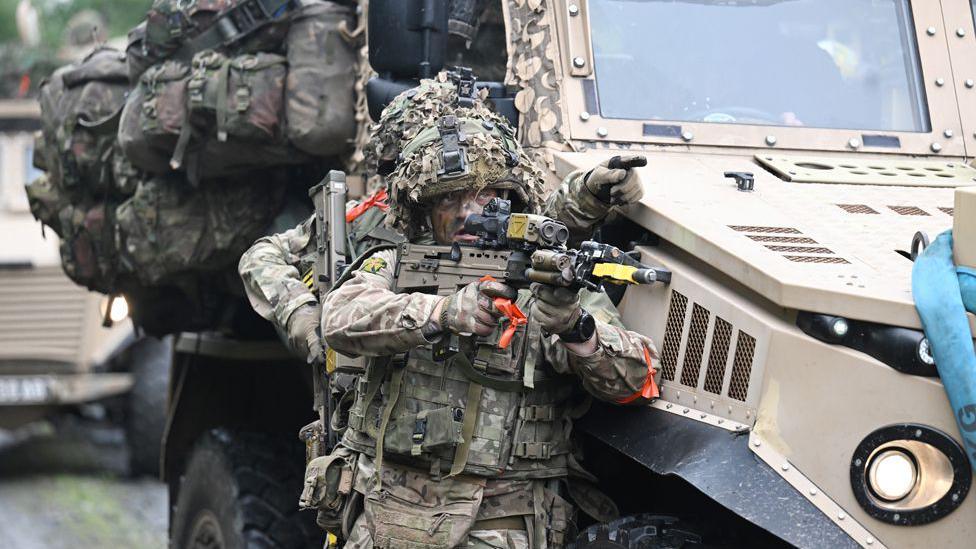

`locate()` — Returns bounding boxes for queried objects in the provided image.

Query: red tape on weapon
[616,345,660,404]
[345,188,389,223]
[479,275,526,349]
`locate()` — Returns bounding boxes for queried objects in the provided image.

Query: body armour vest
[342,283,581,480]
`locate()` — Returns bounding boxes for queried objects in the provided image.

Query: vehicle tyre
[570,514,708,549]
[125,335,172,477]
[170,429,322,549]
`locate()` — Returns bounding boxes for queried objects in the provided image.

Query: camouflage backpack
[116,173,287,285]
[118,0,358,180]
[34,47,135,197]
[27,47,144,292]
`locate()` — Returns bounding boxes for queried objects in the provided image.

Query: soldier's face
[429,188,499,244]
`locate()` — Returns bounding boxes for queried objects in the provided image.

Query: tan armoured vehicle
[159,1,976,547]
[1,99,169,475]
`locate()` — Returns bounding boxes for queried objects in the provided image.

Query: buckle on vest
[514,441,551,460]
[411,416,428,456]
[519,405,556,422]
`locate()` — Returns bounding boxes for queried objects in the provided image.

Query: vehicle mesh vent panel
[728,332,756,401]
[747,235,818,244]
[703,317,732,394]
[765,245,834,254]
[940,207,954,216]
[837,204,880,214]
[660,292,688,381]
[784,255,851,264]
[729,225,801,234]
[680,304,710,387]
[888,205,930,216]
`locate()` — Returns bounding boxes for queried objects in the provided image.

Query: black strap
[173,0,299,61]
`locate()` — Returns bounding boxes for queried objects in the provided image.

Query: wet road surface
[0,417,167,549]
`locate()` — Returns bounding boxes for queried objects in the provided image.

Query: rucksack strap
[173,0,305,61]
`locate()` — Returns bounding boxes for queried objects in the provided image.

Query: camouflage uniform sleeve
[542,169,611,240]
[543,290,658,403]
[321,249,443,357]
[238,215,318,329]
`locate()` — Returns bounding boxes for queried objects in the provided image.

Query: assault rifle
[394,198,671,349]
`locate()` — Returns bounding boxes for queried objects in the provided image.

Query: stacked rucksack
[26,0,360,334]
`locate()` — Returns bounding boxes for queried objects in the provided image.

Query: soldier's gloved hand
[584,155,645,206]
[287,304,325,364]
[531,283,582,335]
[439,279,518,337]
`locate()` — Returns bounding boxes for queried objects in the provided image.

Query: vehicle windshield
[590,0,930,132]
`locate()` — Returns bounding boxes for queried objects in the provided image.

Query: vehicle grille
[660,290,759,403]
[659,292,688,381]
[0,267,88,370]
[836,204,880,215]
[939,207,954,216]
[703,317,732,394]
[888,205,930,216]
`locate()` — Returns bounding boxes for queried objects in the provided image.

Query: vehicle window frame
[557,0,965,157]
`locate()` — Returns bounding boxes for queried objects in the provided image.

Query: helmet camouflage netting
[365,70,511,177]
[365,69,546,236]
[386,114,546,235]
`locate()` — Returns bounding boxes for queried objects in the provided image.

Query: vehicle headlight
[868,449,917,501]
[100,295,129,323]
[851,424,970,525]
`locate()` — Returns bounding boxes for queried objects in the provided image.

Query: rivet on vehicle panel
[838,512,846,521]
[572,56,586,68]
[936,77,945,87]
[848,138,861,149]
[682,408,689,414]
[967,79,975,88]
[809,488,818,496]
[700,413,707,419]
[957,28,966,37]
[681,131,694,142]
[944,129,954,138]
[866,538,875,546]
[931,142,943,153]
[753,440,761,447]
[596,127,608,138]
[781,463,790,471]
[666,403,673,409]
[568,4,580,16]
[926,26,937,36]
[579,111,590,121]
[765,135,777,146]
[717,419,724,424]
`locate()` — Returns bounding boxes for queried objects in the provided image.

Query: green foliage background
[0,1,151,97]
[0,0,151,48]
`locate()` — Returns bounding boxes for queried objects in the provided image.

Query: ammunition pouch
[298,445,359,533]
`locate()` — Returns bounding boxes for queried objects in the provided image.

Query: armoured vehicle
[153,0,975,547]
[1,99,169,476]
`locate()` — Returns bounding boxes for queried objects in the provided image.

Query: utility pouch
[365,464,484,549]
[299,445,358,532]
[384,406,464,457]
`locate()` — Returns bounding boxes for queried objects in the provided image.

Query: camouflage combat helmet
[366,68,511,177]
[386,112,546,235]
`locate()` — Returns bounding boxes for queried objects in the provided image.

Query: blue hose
[912,231,976,469]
